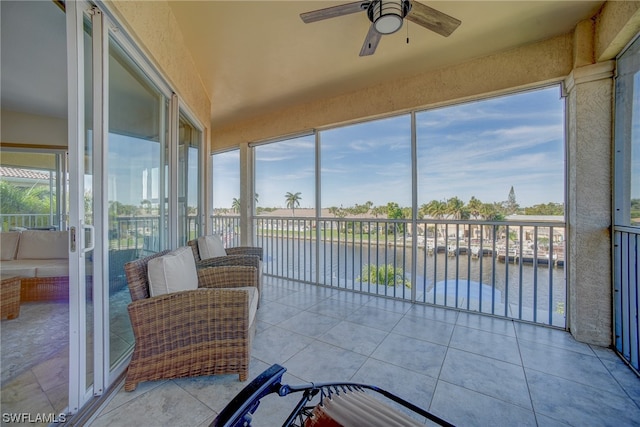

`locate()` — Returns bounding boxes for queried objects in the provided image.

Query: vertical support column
[564,60,615,346]
[410,112,418,302]
[168,93,179,249]
[239,142,253,246]
[202,128,211,236]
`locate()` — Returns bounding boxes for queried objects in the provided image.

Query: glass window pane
[254,135,316,280]
[633,73,640,226]
[178,113,201,245]
[255,135,316,214]
[615,36,640,226]
[212,150,240,213]
[0,151,62,230]
[416,86,565,218]
[212,149,240,245]
[108,36,169,369]
[320,116,411,217]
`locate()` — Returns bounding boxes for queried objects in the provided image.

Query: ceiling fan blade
[359,25,382,57]
[406,1,461,37]
[300,1,369,24]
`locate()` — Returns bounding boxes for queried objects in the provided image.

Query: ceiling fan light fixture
[368,0,410,35]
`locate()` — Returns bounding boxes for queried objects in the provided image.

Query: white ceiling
[1,1,605,128]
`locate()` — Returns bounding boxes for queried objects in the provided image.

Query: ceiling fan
[300,0,461,56]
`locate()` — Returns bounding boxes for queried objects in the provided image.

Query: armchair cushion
[147,246,198,297]
[197,234,227,259]
[123,251,258,391]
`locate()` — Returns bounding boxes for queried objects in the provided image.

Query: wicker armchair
[123,250,258,391]
[187,237,263,306]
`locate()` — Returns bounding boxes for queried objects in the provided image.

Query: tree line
[217,186,566,219]
[325,187,564,220]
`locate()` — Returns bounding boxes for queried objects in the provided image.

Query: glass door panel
[178,113,202,245]
[107,36,169,368]
[83,12,95,393]
[0,0,73,416]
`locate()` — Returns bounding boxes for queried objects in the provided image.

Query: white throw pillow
[197,234,227,260]
[147,247,199,297]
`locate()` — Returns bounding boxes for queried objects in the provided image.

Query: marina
[256,220,567,328]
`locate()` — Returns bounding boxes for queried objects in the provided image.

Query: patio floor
[89,276,640,426]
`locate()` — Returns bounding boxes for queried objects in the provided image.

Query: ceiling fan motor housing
[368,0,411,34]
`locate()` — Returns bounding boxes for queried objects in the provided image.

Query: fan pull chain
[406,21,410,44]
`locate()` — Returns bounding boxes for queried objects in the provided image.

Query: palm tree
[446,196,465,219]
[423,200,447,219]
[422,200,447,240]
[466,196,484,240]
[231,197,240,213]
[466,196,483,220]
[285,192,302,216]
[479,202,504,240]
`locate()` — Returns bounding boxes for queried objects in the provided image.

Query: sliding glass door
[107,33,170,369]
[66,1,204,414]
[178,113,203,245]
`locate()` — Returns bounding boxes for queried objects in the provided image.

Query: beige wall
[211,33,573,149]
[565,61,615,346]
[595,0,640,61]
[0,110,67,147]
[210,1,640,150]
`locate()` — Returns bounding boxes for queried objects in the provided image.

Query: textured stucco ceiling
[167,1,605,128]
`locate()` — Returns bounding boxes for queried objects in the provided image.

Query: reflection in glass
[178,114,201,245]
[107,36,168,368]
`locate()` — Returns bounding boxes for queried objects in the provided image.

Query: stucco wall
[211,34,573,149]
[565,62,615,346]
[595,0,640,61]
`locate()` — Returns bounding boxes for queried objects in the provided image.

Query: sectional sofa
[0,230,69,301]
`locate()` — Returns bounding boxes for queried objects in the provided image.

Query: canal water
[259,236,566,327]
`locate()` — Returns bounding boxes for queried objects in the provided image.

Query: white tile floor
[89,277,640,426]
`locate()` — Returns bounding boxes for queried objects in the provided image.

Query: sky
[214,85,566,210]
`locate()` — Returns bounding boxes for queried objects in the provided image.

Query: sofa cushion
[197,235,227,260]
[16,230,68,260]
[1,232,21,261]
[0,260,37,277]
[147,246,199,297]
[34,259,69,277]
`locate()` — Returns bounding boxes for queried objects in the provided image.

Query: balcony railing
[247,215,566,328]
[614,225,640,372]
[211,215,241,248]
[1,213,58,230]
